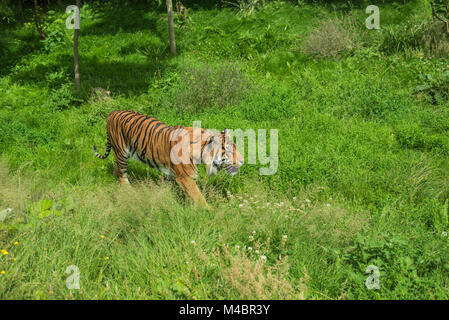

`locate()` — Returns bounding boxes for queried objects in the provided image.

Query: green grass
[0,0,449,299]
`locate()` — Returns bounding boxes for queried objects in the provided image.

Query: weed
[176,62,250,112]
[302,17,358,59]
[0,0,448,300]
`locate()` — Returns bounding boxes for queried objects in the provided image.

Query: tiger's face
[206,129,244,176]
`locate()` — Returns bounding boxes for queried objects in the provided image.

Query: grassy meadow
[0,0,448,299]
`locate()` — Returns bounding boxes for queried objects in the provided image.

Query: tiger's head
[203,129,244,176]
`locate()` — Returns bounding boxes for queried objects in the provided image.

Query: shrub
[414,68,449,105]
[214,245,307,299]
[342,228,449,299]
[302,17,358,59]
[380,18,449,57]
[176,62,250,112]
[0,2,15,25]
[421,20,449,58]
[42,83,84,111]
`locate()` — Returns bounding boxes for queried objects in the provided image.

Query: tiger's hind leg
[112,150,130,185]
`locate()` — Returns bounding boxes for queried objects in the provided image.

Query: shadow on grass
[0,29,43,77]
[5,1,172,97]
[9,47,172,96]
[81,2,163,37]
[106,160,161,184]
[302,0,417,9]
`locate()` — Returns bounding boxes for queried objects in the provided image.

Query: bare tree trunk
[33,0,46,39]
[18,0,24,25]
[57,0,63,10]
[166,0,176,55]
[74,0,80,90]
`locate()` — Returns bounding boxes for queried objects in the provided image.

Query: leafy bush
[42,84,84,111]
[380,18,449,57]
[380,20,424,54]
[41,29,67,52]
[414,68,449,104]
[342,229,449,299]
[0,1,15,25]
[302,17,358,59]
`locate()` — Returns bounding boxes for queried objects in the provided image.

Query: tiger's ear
[221,129,228,135]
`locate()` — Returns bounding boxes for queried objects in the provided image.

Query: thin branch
[33,0,46,39]
[430,1,449,38]
[431,2,446,23]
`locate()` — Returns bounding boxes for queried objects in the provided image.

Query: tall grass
[0,0,448,299]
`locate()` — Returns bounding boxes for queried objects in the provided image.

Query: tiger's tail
[93,138,111,159]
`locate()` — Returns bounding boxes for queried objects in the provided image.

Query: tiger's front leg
[175,175,211,211]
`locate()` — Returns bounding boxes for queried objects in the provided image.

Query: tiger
[93,110,244,210]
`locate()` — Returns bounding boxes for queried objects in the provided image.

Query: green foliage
[0,0,15,24]
[380,18,449,57]
[43,83,84,111]
[302,17,358,59]
[30,199,61,219]
[0,0,448,299]
[431,198,449,232]
[0,198,62,236]
[175,62,250,112]
[343,228,449,299]
[415,68,449,104]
